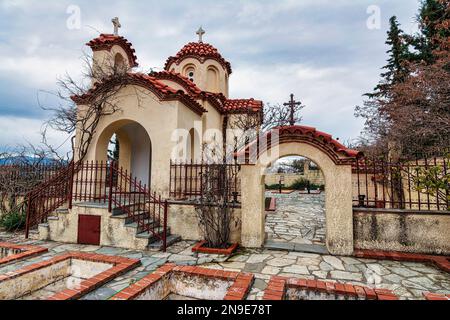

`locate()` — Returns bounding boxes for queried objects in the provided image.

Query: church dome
[164,42,232,74]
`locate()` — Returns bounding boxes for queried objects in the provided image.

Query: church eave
[71,73,207,116]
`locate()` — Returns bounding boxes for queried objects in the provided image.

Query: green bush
[290,178,310,190]
[0,211,26,232]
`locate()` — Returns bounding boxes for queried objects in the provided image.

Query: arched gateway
[239,126,361,256]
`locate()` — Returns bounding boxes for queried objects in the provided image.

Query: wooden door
[78,215,101,245]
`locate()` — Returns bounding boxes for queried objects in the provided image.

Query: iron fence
[353,154,449,211]
[169,161,241,203]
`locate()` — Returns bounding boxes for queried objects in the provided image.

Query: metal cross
[196,26,205,43]
[283,94,302,126]
[112,17,121,36]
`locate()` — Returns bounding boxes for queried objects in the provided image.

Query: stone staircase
[31,200,181,251]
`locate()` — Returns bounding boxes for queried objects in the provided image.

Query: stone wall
[354,209,450,255]
[168,202,242,244]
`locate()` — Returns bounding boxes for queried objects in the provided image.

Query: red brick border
[263,276,399,301]
[0,242,48,266]
[111,263,254,300]
[192,241,239,256]
[355,250,450,273]
[0,252,140,300]
[423,292,450,301]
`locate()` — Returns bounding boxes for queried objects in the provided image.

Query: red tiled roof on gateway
[223,99,263,113]
[165,42,232,74]
[87,34,138,67]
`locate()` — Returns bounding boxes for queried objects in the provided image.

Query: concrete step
[125,218,157,230]
[148,234,182,250]
[135,226,170,239]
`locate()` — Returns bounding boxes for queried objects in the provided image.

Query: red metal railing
[169,160,241,203]
[25,161,168,250]
[25,162,76,238]
[353,155,450,212]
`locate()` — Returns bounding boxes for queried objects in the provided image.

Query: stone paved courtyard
[1,231,449,300]
[266,192,326,246]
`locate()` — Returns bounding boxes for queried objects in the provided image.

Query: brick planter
[192,241,239,256]
[423,292,450,301]
[355,250,450,273]
[111,264,254,300]
[0,252,140,300]
[0,242,48,266]
[263,276,399,301]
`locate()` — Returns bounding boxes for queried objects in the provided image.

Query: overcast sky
[0,0,421,154]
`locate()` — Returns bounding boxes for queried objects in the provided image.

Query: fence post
[25,193,32,239]
[68,162,75,210]
[163,200,168,252]
[108,162,114,213]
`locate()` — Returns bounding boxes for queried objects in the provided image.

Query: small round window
[185,67,195,82]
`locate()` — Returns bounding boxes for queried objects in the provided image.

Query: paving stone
[323,256,345,271]
[384,273,406,284]
[247,254,271,264]
[367,264,391,276]
[220,262,246,270]
[319,262,334,271]
[341,257,360,265]
[261,266,281,275]
[388,267,421,278]
[330,271,363,282]
[312,271,328,279]
[253,279,268,291]
[168,254,197,263]
[282,265,310,275]
[266,258,296,267]
[244,263,265,273]
[227,254,249,262]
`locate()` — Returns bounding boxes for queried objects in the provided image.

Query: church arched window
[206,66,219,92]
[183,65,196,82]
[114,53,126,72]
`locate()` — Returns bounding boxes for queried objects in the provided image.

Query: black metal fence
[353,155,449,211]
[169,161,241,203]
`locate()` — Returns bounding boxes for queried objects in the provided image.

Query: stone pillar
[240,164,265,248]
[325,164,354,256]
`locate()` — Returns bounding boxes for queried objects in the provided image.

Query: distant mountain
[0,156,66,166]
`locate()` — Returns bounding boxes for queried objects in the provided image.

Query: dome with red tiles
[165,42,232,74]
[87,34,138,67]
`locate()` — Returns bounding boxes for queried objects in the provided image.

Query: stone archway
[95,119,152,186]
[239,126,360,256]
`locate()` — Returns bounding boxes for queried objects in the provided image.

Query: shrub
[290,178,311,190]
[0,211,26,232]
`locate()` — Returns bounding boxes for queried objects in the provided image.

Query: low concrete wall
[354,209,450,255]
[168,202,242,244]
[265,172,325,187]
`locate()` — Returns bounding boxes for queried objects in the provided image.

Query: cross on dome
[196,26,205,43]
[112,17,121,36]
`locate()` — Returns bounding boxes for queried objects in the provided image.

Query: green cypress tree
[367,16,410,98]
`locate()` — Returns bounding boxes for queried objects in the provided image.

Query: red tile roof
[71,73,207,115]
[87,34,138,67]
[236,125,361,164]
[223,99,263,113]
[151,70,203,96]
[165,42,232,74]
